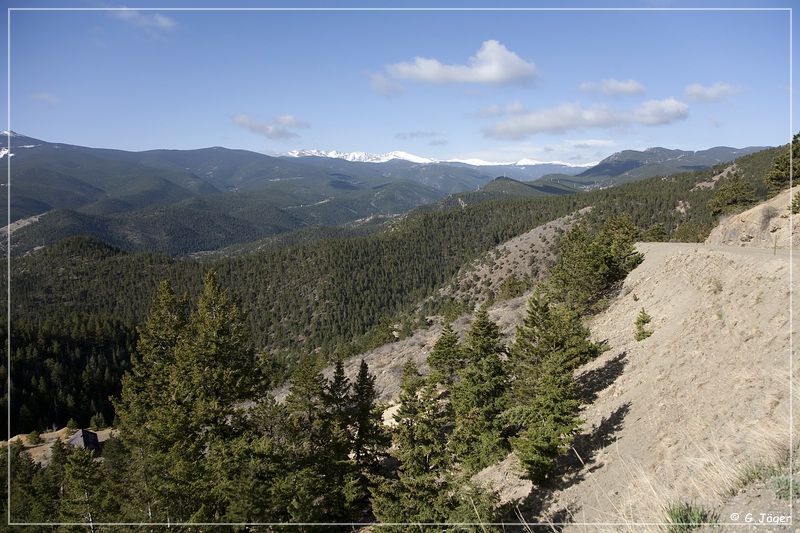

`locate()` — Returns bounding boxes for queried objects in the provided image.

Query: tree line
[5,140,791,438]
[4,213,646,529]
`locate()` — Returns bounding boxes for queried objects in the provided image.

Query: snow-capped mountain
[285,149,437,164]
[286,148,596,168]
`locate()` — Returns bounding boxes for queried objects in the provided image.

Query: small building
[67,429,103,457]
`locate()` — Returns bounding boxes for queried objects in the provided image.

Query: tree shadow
[497,352,631,530]
[556,401,631,489]
[575,351,627,405]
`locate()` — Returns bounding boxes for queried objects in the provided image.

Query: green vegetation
[634,308,654,341]
[707,172,756,216]
[8,142,788,438]
[3,138,795,527]
[764,132,799,195]
[663,500,719,532]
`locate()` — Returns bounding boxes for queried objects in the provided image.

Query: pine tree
[707,172,756,216]
[324,358,353,434]
[370,360,453,525]
[371,361,502,528]
[426,321,463,385]
[504,289,601,483]
[59,447,103,531]
[546,216,642,314]
[510,354,580,484]
[114,279,189,523]
[634,308,654,341]
[449,306,509,473]
[278,358,357,524]
[351,359,390,472]
[765,132,799,195]
[114,270,260,523]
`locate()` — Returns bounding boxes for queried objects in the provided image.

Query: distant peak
[285,149,436,164]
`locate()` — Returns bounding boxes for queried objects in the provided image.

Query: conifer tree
[449,307,508,473]
[351,359,390,473]
[427,322,463,385]
[708,172,756,216]
[510,352,581,484]
[114,279,189,523]
[505,289,601,483]
[115,270,260,523]
[765,132,799,195]
[277,358,357,524]
[324,358,353,434]
[370,360,453,524]
[371,361,502,527]
[59,447,103,531]
[547,216,642,314]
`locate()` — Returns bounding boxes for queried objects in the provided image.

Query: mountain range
[2,131,768,255]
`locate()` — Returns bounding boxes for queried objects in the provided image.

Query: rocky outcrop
[705,186,799,249]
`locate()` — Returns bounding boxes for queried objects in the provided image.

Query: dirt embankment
[526,241,797,529]
[705,185,799,249]
[523,190,798,529]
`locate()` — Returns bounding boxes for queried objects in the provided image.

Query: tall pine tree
[449,306,509,473]
[505,289,602,483]
[114,270,260,523]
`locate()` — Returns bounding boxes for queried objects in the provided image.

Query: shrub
[769,475,800,500]
[26,430,41,446]
[634,308,653,341]
[664,500,718,532]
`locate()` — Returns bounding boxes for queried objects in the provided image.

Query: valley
[3,132,797,529]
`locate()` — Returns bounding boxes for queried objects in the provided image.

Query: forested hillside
[3,135,794,528]
[5,141,786,439]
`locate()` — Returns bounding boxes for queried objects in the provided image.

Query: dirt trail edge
[530,241,798,530]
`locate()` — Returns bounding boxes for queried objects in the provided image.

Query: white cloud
[684,82,737,103]
[274,115,310,128]
[231,114,309,140]
[382,40,537,87]
[28,91,61,105]
[109,9,176,38]
[580,78,645,97]
[633,98,689,125]
[484,98,689,139]
[370,73,406,95]
[484,102,627,139]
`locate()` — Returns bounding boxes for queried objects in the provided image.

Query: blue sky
[4,1,797,164]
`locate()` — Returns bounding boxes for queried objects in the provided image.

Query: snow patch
[286,149,436,164]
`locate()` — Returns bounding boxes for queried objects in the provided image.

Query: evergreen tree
[277,358,357,524]
[351,359,391,476]
[114,270,260,524]
[509,353,581,484]
[644,222,669,242]
[765,132,799,195]
[449,307,508,473]
[371,361,502,528]
[504,290,601,483]
[6,440,55,525]
[114,279,189,523]
[634,308,654,341]
[324,358,353,434]
[707,172,756,216]
[426,322,463,385]
[370,360,453,525]
[546,215,642,314]
[59,447,104,531]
